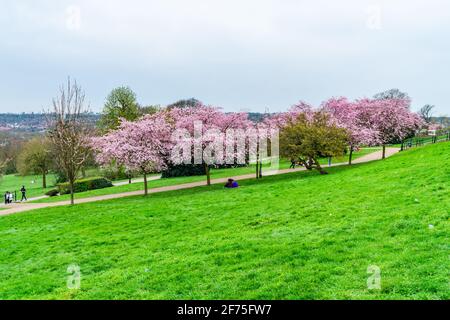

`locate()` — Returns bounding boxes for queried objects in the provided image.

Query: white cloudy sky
[1,0,449,114]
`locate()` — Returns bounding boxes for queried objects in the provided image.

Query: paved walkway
[0,148,399,217]
[112,175,161,186]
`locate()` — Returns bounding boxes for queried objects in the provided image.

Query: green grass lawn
[31,148,379,204]
[0,173,56,199]
[0,143,448,299]
[0,168,105,200]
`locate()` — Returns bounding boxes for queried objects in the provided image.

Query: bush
[53,170,68,183]
[161,163,247,178]
[161,164,205,178]
[57,177,113,195]
[101,164,134,181]
[45,189,59,197]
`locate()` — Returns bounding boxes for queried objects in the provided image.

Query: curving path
[0,148,399,217]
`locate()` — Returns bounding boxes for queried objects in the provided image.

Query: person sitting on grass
[224,178,239,188]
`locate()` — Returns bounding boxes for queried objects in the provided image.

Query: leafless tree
[46,78,92,205]
[374,88,410,101]
[419,104,434,124]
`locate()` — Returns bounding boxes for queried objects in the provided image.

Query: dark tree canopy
[419,104,434,124]
[139,104,162,115]
[373,89,410,101]
[17,137,52,188]
[167,98,202,109]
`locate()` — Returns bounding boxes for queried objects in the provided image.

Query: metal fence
[401,130,450,151]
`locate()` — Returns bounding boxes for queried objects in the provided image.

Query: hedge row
[57,177,113,195]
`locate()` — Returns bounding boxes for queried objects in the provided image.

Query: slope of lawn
[31,148,379,204]
[0,143,448,299]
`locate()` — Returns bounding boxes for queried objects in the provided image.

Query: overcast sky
[1,0,449,114]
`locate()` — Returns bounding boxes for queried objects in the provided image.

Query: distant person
[224,178,239,188]
[4,191,12,204]
[289,159,297,169]
[20,185,27,201]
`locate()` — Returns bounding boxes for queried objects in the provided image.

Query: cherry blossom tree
[360,98,423,158]
[92,114,173,195]
[322,97,380,164]
[169,104,252,185]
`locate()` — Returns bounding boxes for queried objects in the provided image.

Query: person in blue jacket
[224,178,239,188]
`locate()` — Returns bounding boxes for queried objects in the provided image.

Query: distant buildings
[0,113,100,133]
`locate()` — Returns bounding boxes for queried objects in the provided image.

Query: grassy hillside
[0,143,448,299]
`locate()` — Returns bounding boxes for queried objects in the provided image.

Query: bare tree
[419,104,434,124]
[46,78,92,205]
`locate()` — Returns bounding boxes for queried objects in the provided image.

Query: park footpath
[0,148,399,217]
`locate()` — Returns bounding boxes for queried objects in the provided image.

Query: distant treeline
[432,116,450,127]
[0,111,271,132]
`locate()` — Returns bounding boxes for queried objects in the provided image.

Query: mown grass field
[0,143,448,299]
[30,148,379,204]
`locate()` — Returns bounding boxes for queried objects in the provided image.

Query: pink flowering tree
[91,114,173,195]
[322,97,380,164]
[169,104,252,185]
[363,98,424,158]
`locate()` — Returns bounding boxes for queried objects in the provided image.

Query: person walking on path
[20,186,27,202]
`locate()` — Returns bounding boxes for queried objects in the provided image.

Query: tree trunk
[382,145,386,159]
[315,160,328,175]
[143,172,148,195]
[128,174,132,184]
[204,163,211,186]
[348,146,353,165]
[69,180,74,205]
[81,166,86,178]
[42,171,47,189]
[255,158,259,179]
[259,160,262,178]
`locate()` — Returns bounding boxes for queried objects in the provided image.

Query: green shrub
[45,189,59,197]
[161,164,205,178]
[57,177,113,195]
[101,165,129,181]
